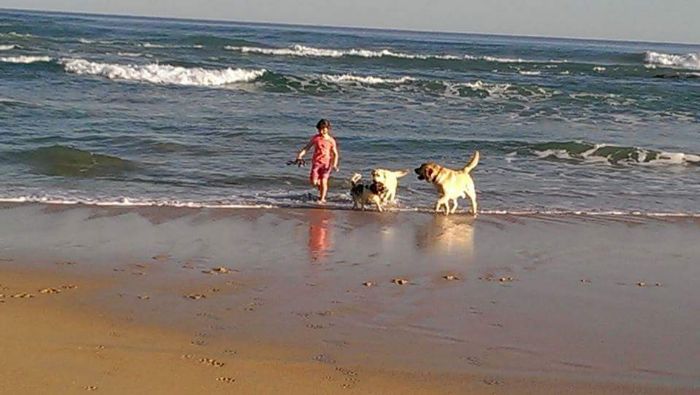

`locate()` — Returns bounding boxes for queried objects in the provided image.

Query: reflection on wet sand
[415,215,475,258]
[307,209,335,261]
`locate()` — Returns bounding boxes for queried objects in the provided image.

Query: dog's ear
[394,170,409,178]
[425,168,433,178]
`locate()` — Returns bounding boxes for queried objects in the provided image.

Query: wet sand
[0,203,698,394]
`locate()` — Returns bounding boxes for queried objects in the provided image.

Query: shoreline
[2,199,700,219]
[1,203,699,393]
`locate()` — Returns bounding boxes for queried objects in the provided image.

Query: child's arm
[296,140,314,161]
[331,139,339,171]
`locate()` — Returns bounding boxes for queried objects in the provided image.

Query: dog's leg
[375,201,383,212]
[435,196,450,216]
[467,190,478,216]
[450,199,458,214]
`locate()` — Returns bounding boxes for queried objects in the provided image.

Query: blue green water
[1,9,699,214]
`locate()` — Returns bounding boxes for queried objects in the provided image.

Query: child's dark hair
[316,119,331,130]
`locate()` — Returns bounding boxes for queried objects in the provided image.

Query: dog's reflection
[308,209,335,261]
[416,215,475,256]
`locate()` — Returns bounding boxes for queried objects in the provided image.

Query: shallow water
[1,10,699,214]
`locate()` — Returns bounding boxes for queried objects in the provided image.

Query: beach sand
[1,203,698,394]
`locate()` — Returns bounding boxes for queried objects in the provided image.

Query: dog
[414,151,479,216]
[350,173,385,212]
[371,169,408,204]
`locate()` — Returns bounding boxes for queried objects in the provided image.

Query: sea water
[1,10,699,214]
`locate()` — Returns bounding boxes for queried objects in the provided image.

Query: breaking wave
[644,51,700,70]
[0,44,17,51]
[319,74,414,85]
[0,55,52,64]
[61,58,266,86]
[225,44,544,63]
[529,141,700,166]
[140,42,203,49]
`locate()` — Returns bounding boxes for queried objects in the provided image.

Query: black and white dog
[350,173,385,212]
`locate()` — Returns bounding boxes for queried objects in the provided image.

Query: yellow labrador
[371,169,408,204]
[414,151,479,216]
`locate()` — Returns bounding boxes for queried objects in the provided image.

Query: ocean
[1,9,699,215]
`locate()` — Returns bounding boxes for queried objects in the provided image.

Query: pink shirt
[311,135,336,166]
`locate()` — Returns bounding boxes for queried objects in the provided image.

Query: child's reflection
[308,209,334,261]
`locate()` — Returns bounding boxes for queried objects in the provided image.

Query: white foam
[320,74,414,85]
[61,58,266,87]
[518,70,541,76]
[0,44,17,51]
[482,55,524,63]
[227,44,420,59]
[593,66,606,72]
[0,55,52,64]
[141,42,203,49]
[644,51,700,70]
[2,32,34,38]
[117,52,143,57]
[226,44,552,64]
[535,143,700,166]
[1,195,698,218]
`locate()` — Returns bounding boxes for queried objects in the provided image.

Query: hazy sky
[2,0,699,43]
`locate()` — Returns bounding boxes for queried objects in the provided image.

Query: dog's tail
[351,173,363,186]
[463,151,480,173]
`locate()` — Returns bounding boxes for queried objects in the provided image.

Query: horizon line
[2,7,699,47]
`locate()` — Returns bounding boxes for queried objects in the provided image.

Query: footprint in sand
[216,377,235,383]
[335,367,359,389]
[11,293,34,299]
[152,254,170,262]
[202,267,232,275]
[313,353,336,364]
[482,377,502,386]
[198,358,225,367]
[186,294,207,300]
[40,288,62,294]
[84,385,98,391]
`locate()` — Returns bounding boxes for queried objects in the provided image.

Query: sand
[0,203,698,394]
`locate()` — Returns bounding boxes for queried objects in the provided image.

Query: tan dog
[414,151,479,216]
[371,169,408,204]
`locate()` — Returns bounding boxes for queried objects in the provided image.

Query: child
[295,119,339,203]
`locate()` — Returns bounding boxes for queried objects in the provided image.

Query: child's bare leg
[319,179,329,202]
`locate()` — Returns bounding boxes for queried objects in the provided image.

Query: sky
[1,0,699,44]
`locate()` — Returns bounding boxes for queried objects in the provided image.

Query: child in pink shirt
[295,119,339,203]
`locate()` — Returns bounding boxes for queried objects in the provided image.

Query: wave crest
[530,141,700,166]
[644,51,700,70]
[0,55,52,64]
[320,74,414,85]
[0,44,17,51]
[226,44,544,64]
[61,58,266,86]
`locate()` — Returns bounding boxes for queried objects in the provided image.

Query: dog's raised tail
[463,151,480,173]
[350,173,363,186]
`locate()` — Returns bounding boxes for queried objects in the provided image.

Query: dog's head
[350,173,363,186]
[372,169,409,185]
[415,163,440,183]
[369,181,386,195]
